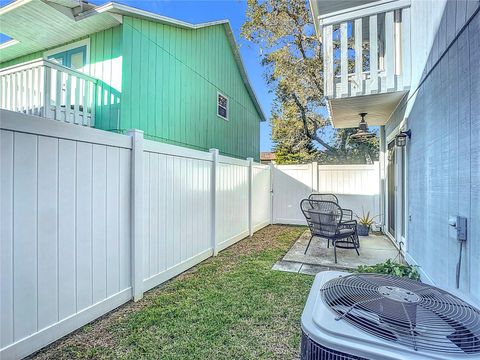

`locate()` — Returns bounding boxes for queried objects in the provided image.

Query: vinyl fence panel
[1,112,132,359]
[142,140,213,292]
[272,164,315,225]
[272,162,380,225]
[0,110,273,359]
[216,156,250,251]
[252,164,271,231]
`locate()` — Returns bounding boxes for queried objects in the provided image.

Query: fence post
[247,157,254,236]
[312,161,318,192]
[210,149,219,256]
[128,129,144,301]
[269,162,275,225]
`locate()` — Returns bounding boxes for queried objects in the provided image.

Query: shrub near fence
[0,110,272,359]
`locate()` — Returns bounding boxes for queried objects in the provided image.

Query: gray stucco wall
[386,7,479,303]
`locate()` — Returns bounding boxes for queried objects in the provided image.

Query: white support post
[385,11,395,91]
[354,18,363,95]
[269,162,275,225]
[323,25,334,97]
[312,161,318,192]
[247,158,254,236]
[379,126,386,231]
[369,14,378,94]
[210,149,219,255]
[401,7,411,89]
[340,22,349,97]
[128,129,144,302]
[43,66,52,119]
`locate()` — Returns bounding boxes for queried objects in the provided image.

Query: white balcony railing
[0,59,97,126]
[322,3,411,99]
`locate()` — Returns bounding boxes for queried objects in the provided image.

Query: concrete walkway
[273,230,399,275]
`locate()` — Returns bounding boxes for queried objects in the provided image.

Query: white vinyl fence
[0,110,380,359]
[0,111,271,359]
[272,162,380,225]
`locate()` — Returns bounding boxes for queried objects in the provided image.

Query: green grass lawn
[34,225,313,360]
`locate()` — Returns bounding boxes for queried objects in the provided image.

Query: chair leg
[352,235,360,256]
[304,235,314,255]
[334,242,338,264]
[355,233,360,248]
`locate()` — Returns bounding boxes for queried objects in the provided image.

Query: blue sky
[88,0,276,151]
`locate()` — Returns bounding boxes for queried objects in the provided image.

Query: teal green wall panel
[89,26,123,132]
[121,16,261,160]
[0,51,43,69]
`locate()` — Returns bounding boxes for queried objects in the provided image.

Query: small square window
[217,92,229,120]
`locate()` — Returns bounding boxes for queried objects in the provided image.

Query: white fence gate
[272,162,380,225]
[0,111,271,359]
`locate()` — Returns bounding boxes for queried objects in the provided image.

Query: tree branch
[291,93,334,151]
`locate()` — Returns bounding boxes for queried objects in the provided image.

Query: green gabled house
[0,0,265,160]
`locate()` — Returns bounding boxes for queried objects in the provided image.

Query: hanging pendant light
[349,113,375,140]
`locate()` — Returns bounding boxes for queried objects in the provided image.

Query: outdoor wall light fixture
[395,130,411,147]
[350,113,376,140]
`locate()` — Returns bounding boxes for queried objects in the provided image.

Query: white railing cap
[0,58,98,83]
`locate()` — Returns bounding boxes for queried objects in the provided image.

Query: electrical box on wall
[456,216,467,242]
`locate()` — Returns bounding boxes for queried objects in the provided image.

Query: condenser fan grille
[320,274,480,354]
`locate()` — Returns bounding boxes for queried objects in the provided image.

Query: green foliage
[271,102,319,164]
[355,208,379,227]
[357,259,420,281]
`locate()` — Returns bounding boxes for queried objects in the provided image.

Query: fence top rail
[1,110,132,149]
[218,155,249,167]
[274,164,311,169]
[0,58,98,83]
[317,163,379,171]
[252,163,269,170]
[143,139,213,162]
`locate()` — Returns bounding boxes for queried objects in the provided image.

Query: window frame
[44,38,90,73]
[217,91,229,121]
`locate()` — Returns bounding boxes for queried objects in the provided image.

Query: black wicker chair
[308,193,354,222]
[300,199,360,264]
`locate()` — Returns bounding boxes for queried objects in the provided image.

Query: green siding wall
[0,51,44,69]
[121,17,261,160]
[89,26,123,132]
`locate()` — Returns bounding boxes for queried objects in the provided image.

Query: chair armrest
[341,208,353,221]
[339,220,357,231]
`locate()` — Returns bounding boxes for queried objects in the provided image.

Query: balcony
[317,0,412,128]
[0,59,97,126]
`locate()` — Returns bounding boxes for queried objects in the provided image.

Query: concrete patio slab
[298,264,333,276]
[282,230,399,270]
[271,260,303,273]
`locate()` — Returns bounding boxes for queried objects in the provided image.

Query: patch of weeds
[357,259,420,280]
